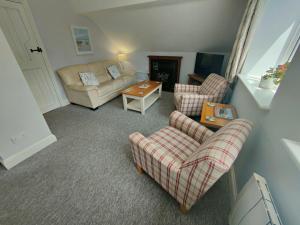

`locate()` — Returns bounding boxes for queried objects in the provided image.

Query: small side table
[188,73,206,85]
[200,101,238,129]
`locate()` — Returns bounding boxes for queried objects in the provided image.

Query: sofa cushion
[87,62,112,83]
[112,77,125,90]
[79,72,99,86]
[97,81,114,97]
[121,75,135,86]
[107,64,121,79]
[58,64,89,86]
[149,126,201,162]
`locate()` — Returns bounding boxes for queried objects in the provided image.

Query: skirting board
[60,98,70,107]
[228,166,238,207]
[0,134,57,170]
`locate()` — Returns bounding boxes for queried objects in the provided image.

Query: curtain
[225,0,261,83]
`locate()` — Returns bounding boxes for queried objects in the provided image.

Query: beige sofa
[58,59,137,109]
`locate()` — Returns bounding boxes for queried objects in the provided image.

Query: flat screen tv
[194,52,225,77]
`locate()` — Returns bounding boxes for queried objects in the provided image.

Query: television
[194,52,225,77]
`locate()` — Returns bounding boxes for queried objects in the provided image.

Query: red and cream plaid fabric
[174,74,228,116]
[129,111,252,210]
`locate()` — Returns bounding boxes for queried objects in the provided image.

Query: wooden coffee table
[200,101,238,129]
[122,80,162,115]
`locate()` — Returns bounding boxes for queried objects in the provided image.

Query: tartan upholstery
[129,111,252,210]
[169,110,214,144]
[174,74,228,116]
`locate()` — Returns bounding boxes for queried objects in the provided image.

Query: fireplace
[148,56,182,92]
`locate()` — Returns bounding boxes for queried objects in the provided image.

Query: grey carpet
[0,92,231,225]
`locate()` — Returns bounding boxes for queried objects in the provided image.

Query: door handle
[30,47,43,53]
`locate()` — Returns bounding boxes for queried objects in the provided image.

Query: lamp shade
[117,53,127,61]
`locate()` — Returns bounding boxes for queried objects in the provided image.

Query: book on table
[214,107,234,120]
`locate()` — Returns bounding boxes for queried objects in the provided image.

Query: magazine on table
[214,107,234,120]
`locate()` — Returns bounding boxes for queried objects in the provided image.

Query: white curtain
[225,0,261,83]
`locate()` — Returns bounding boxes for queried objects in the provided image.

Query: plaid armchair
[129,111,252,212]
[174,74,228,116]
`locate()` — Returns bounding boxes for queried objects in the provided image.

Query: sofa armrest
[67,85,98,92]
[169,111,214,144]
[174,83,202,93]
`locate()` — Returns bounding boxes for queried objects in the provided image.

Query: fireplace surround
[148,56,182,92]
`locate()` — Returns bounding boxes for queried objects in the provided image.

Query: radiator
[229,173,282,225]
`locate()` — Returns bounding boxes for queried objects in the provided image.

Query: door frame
[4,0,67,108]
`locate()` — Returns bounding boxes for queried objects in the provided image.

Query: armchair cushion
[174,83,202,93]
[175,93,217,116]
[169,111,214,144]
[198,73,228,96]
[149,126,201,162]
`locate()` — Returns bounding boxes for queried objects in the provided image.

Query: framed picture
[71,26,93,55]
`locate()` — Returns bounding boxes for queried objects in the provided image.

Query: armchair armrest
[174,83,202,93]
[129,132,182,174]
[169,111,214,144]
[67,85,98,92]
[129,132,159,156]
[176,94,217,116]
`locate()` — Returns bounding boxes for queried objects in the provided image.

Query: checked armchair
[174,74,228,116]
[129,111,252,212]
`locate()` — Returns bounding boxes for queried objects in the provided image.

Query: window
[238,0,300,110]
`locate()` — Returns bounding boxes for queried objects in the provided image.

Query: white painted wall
[231,47,300,225]
[0,28,56,169]
[27,0,114,103]
[87,0,247,53]
[69,0,160,14]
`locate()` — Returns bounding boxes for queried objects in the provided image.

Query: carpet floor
[0,92,231,225]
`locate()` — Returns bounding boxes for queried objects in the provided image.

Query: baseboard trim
[229,166,238,207]
[0,134,57,170]
[60,98,70,107]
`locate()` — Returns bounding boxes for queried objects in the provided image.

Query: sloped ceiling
[78,0,247,53]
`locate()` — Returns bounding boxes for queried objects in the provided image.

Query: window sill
[238,74,277,111]
[281,139,300,171]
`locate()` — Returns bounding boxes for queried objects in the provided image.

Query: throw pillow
[79,72,99,86]
[107,65,121,79]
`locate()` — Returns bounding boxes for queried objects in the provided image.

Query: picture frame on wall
[71,26,93,55]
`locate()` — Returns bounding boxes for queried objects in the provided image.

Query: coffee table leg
[141,98,145,115]
[123,95,128,111]
[158,85,162,98]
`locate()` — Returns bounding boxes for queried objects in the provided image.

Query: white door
[0,0,61,113]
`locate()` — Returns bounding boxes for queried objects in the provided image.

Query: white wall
[231,47,300,225]
[231,2,300,225]
[0,28,56,169]
[69,0,160,14]
[87,0,247,53]
[27,0,114,103]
